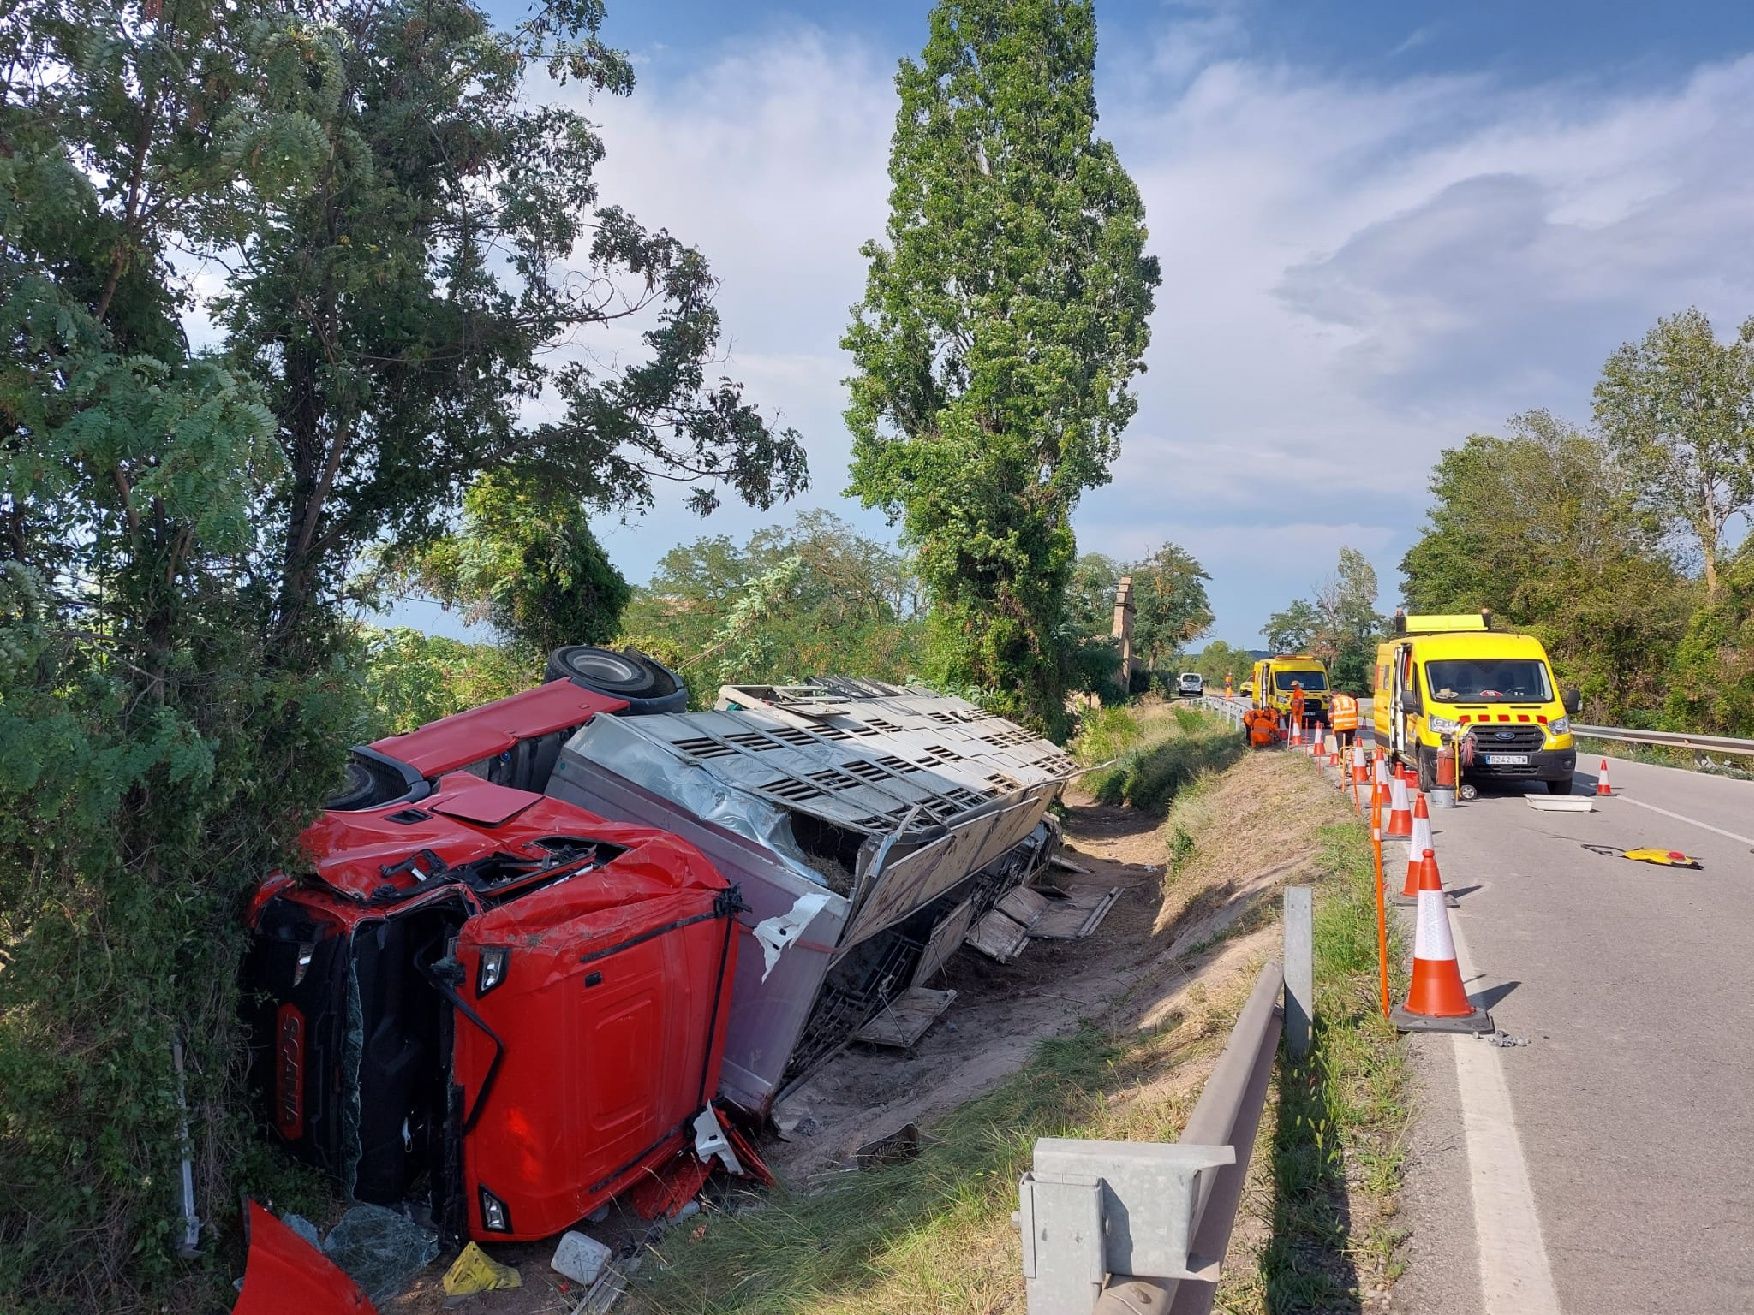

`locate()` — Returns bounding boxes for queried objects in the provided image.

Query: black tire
[322,748,429,811]
[1550,774,1575,797]
[545,645,687,715]
[1417,745,1436,794]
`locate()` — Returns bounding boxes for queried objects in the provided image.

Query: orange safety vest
[1330,693,1359,731]
[1244,706,1279,747]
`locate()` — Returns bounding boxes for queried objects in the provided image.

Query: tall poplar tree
[843,0,1158,732]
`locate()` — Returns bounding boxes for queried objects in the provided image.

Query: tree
[1184,640,1251,688]
[843,0,1159,732]
[1262,600,1321,652]
[2,6,358,1305]
[1128,541,1213,669]
[617,511,925,701]
[1594,308,1754,598]
[215,0,808,643]
[377,472,632,659]
[358,627,531,737]
[1310,547,1383,691]
[1400,412,1691,720]
[1066,552,1124,637]
[1665,544,1754,735]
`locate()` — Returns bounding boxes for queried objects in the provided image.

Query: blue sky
[433,0,1754,647]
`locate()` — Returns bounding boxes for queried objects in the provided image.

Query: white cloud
[504,22,1754,643]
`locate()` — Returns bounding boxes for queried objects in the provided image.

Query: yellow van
[1251,654,1329,729]
[1373,612,1581,793]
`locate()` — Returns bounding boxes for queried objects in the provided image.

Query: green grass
[1073,701,1243,811]
[1228,822,1413,1312]
[629,1021,1219,1315]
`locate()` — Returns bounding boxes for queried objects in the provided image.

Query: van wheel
[545,645,687,715]
[1551,774,1575,797]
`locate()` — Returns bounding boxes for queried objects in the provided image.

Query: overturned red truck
[244,648,1078,1245]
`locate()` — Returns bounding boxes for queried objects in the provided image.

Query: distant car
[1176,672,1204,698]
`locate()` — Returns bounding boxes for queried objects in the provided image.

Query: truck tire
[1551,774,1575,797]
[322,748,429,811]
[545,645,687,715]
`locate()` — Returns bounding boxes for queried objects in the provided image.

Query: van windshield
[1274,671,1326,691]
[1425,659,1552,703]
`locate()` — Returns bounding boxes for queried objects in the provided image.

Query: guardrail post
[1283,886,1312,1061]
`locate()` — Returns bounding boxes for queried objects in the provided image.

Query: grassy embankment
[628,703,1409,1315]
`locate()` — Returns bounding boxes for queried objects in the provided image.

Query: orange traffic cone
[1392,850,1492,1033]
[1289,717,1302,748]
[1393,796,1455,906]
[1310,721,1325,758]
[1327,733,1341,769]
[1352,744,1370,787]
[1596,758,1612,796]
[1385,772,1412,838]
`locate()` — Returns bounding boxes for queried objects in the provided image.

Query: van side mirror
[1563,687,1581,716]
[1399,690,1423,716]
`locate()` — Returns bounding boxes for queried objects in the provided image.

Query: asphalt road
[1386,748,1754,1314]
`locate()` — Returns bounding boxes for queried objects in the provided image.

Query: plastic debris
[320,1203,439,1304]
[279,1211,321,1249]
[1581,842,1703,869]
[442,1242,521,1296]
[551,1230,612,1286]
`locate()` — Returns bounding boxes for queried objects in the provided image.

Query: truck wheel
[1551,774,1575,797]
[545,645,687,715]
[322,749,429,811]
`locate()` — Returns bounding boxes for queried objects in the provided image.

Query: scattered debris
[1480,1030,1530,1048]
[320,1204,439,1305]
[577,1259,631,1314]
[1047,852,1091,874]
[627,1152,713,1222]
[856,1123,922,1170]
[233,1202,376,1315]
[1581,843,1702,869]
[551,1230,613,1287]
[854,986,959,1048]
[1029,882,1124,940]
[1527,795,1593,812]
[279,1211,320,1249]
[442,1242,521,1295]
[967,905,1032,962]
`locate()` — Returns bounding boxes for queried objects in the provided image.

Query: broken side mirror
[1563,687,1581,716]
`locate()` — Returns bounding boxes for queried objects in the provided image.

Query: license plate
[1484,753,1529,766]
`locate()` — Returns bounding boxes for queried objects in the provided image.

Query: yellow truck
[1373,612,1581,794]
[1250,654,1329,729]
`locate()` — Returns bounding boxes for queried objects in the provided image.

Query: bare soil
[391,760,1337,1313]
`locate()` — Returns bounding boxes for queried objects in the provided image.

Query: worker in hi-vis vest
[1288,681,1306,735]
[1242,703,1280,749]
[1330,690,1360,750]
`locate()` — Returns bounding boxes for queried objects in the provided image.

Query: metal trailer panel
[546,752,848,1116]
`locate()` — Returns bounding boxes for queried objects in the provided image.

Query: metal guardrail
[1017,890,1310,1314]
[1197,692,1244,728]
[1572,724,1754,760]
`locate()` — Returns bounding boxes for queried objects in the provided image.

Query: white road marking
[1447,917,1564,1315]
[1612,795,1754,848]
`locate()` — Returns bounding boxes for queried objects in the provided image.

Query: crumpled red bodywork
[232,1201,375,1314]
[245,764,738,1242]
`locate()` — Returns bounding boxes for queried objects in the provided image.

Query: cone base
[1392,1004,1492,1034]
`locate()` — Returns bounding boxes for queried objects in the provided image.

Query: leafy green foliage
[1400,411,1691,721]
[843,0,1159,733]
[358,627,533,737]
[1072,703,1240,811]
[1594,308,1754,598]
[618,511,925,704]
[1182,640,1254,689]
[1262,599,1321,653]
[1127,541,1214,669]
[1665,545,1754,734]
[215,0,808,635]
[374,473,631,659]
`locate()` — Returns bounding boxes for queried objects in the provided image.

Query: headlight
[1428,715,1460,734]
[1549,716,1570,736]
[476,947,509,996]
[479,1186,511,1233]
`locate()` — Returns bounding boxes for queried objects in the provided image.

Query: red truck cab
[245,681,738,1242]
